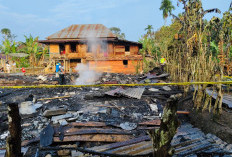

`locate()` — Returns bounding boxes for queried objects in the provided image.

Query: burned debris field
[0,72,232,157]
[0,0,232,156]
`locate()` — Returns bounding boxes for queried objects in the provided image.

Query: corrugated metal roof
[105,87,145,99]
[87,123,232,156]
[47,24,117,39]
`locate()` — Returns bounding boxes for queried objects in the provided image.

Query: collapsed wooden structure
[39,24,143,74]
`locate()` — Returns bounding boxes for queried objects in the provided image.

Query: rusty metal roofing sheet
[47,24,117,39]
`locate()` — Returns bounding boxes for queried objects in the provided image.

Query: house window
[87,44,92,53]
[59,44,65,54]
[71,43,76,53]
[70,59,81,63]
[125,46,130,52]
[123,60,128,68]
[101,44,108,53]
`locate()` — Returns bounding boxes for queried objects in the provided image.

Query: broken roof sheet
[105,87,145,99]
[47,24,117,39]
[85,123,232,156]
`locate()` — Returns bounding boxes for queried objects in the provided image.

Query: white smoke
[75,63,102,85]
[74,30,110,85]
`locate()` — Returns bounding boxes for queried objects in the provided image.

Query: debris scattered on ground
[0,71,231,156]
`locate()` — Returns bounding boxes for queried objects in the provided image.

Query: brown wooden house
[39,24,143,74]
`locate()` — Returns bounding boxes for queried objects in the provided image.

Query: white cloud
[50,0,116,20]
[0,0,140,41]
[50,0,138,20]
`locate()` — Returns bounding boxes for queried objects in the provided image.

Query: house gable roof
[47,24,117,39]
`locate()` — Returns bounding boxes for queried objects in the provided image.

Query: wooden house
[39,24,143,74]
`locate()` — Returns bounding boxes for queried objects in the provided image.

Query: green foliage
[210,41,219,56]
[17,57,30,68]
[154,21,181,56]
[139,36,159,56]
[1,38,18,54]
[22,35,40,66]
[109,27,125,40]
[139,34,161,73]
[221,11,232,43]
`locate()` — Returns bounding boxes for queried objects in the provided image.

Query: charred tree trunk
[149,99,179,157]
[5,103,22,157]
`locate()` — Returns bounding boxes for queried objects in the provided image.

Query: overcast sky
[0,0,231,42]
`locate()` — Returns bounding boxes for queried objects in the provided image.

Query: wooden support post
[5,103,22,157]
[149,99,179,157]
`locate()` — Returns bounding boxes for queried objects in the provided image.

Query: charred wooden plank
[105,141,152,155]
[128,143,153,155]
[40,146,152,157]
[89,135,150,152]
[21,137,40,147]
[54,134,133,143]
[137,126,159,130]
[139,119,161,126]
[70,122,107,127]
[54,128,135,136]
[176,111,190,114]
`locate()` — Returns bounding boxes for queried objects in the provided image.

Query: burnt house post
[5,103,22,157]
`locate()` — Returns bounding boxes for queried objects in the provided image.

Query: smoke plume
[75,63,102,85]
[74,30,110,85]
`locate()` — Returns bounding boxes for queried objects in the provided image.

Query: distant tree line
[0,28,48,68]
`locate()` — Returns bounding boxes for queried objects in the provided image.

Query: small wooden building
[39,24,143,74]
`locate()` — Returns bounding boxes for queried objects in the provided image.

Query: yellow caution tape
[0,81,232,89]
[223,76,232,79]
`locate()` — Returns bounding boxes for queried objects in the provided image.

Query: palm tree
[145,25,153,36]
[159,0,175,25]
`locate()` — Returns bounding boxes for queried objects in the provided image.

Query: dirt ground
[179,97,232,144]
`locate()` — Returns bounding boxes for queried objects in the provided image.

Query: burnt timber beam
[70,122,107,127]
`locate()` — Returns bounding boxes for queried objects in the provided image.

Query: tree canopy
[110,27,126,40]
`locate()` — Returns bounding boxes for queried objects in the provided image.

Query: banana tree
[1,38,17,54]
[23,35,39,66]
[171,0,221,55]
